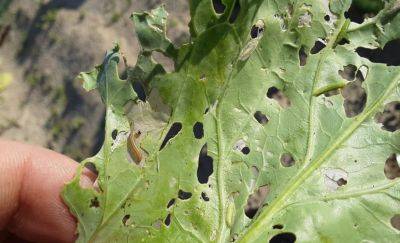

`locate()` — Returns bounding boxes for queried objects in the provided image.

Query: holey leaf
[63,1,400,242]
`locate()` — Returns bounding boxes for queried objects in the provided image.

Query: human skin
[0,140,94,243]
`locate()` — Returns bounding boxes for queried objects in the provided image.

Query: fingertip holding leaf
[63,1,400,242]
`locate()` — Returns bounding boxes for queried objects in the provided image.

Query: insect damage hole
[273,224,284,230]
[267,87,291,108]
[324,168,348,191]
[339,64,357,81]
[244,185,269,219]
[178,190,192,200]
[111,129,118,140]
[375,102,400,132]
[152,51,175,73]
[228,0,241,23]
[233,139,250,155]
[159,122,183,150]
[254,111,269,125]
[270,232,296,243]
[80,162,99,191]
[122,215,131,226]
[201,192,210,201]
[212,0,226,14]
[310,39,326,54]
[241,146,250,155]
[342,66,368,118]
[197,144,214,184]
[250,20,265,39]
[133,81,147,101]
[90,197,100,208]
[299,46,307,66]
[167,198,175,208]
[164,213,172,226]
[384,154,400,180]
[280,153,295,167]
[356,39,400,66]
[345,0,384,24]
[193,122,204,139]
[391,214,400,231]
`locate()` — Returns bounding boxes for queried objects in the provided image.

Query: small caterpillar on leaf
[127,131,142,164]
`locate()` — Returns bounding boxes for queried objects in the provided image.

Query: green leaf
[63,1,400,242]
[131,6,177,58]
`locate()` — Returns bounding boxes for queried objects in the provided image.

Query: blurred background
[0,0,399,161]
[0,0,189,160]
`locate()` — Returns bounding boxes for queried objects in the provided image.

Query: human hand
[0,140,94,243]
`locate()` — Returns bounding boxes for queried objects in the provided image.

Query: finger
[0,140,94,243]
[0,230,32,243]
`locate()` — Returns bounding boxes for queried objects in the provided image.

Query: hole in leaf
[267,87,291,108]
[228,0,241,23]
[250,20,265,39]
[384,154,400,180]
[346,0,384,24]
[80,162,99,191]
[160,122,183,150]
[231,234,239,242]
[178,190,192,200]
[280,153,295,167]
[324,15,330,22]
[299,46,307,66]
[167,198,175,208]
[152,51,174,73]
[339,64,357,81]
[337,178,348,186]
[356,65,369,81]
[244,185,269,219]
[197,144,214,184]
[324,168,348,191]
[391,214,400,231]
[193,122,204,139]
[337,38,350,45]
[85,162,99,175]
[310,39,326,54]
[342,80,367,117]
[273,224,284,230]
[111,129,118,140]
[269,232,296,243]
[241,146,250,155]
[90,197,99,208]
[356,39,400,66]
[164,213,172,226]
[375,102,400,132]
[212,0,226,14]
[201,192,210,201]
[122,215,131,226]
[133,81,147,101]
[254,111,269,125]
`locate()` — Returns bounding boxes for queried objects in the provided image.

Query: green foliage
[63,1,400,242]
[0,0,12,20]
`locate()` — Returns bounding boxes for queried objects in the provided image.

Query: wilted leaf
[63,2,400,242]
